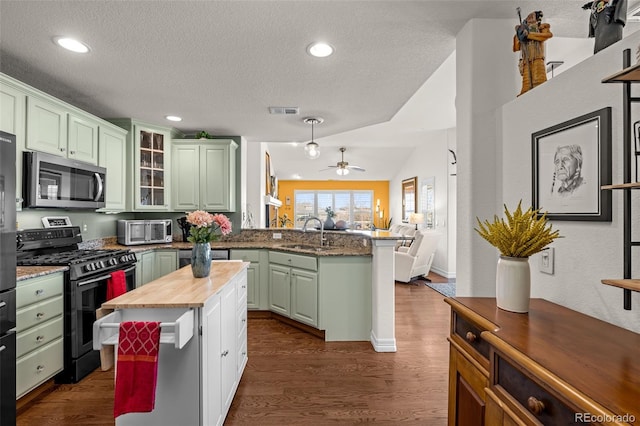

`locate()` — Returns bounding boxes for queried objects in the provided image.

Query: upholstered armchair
[389,224,417,250]
[394,230,439,283]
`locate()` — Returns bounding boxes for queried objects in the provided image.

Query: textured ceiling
[1,1,637,180]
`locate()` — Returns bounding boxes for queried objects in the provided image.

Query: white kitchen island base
[94,262,249,426]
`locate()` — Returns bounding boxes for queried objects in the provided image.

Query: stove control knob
[111,258,118,266]
[84,264,92,272]
[119,255,127,263]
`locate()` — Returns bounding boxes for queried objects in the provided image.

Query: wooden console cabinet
[446,298,640,426]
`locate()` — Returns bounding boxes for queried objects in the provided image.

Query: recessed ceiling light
[165,115,182,122]
[54,37,90,53]
[307,42,334,58]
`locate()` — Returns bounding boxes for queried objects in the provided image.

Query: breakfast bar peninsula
[94,261,249,426]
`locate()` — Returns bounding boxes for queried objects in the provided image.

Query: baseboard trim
[370,330,397,352]
[431,266,456,279]
[16,379,57,415]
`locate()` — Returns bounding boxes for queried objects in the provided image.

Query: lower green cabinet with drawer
[16,272,64,399]
[268,251,318,328]
[230,249,266,310]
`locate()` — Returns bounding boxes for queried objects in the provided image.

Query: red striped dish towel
[114,321,161,418]
[107,270,127,301]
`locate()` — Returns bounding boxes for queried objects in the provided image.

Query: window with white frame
[293,190,374,230]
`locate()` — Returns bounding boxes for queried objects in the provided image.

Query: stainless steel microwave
[117,219,173,245]
[23,151,106,209]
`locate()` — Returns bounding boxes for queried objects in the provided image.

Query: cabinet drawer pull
[221,349,229,357]
[36,335,45,343]
[70,150,76,154]
[36,312,45,319]
[36,365,45,373]
[0,301,6,308]
[35,289,45,296]
[465,331,477,342]
[0,345,5,353]
[59,148,66,152]
[242,351,246,356]
[242,318,246,323]
[527,396,545,415]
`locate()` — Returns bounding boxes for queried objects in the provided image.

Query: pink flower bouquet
[185,210,232,243]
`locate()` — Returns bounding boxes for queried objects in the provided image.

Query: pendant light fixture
[303,117,323,160]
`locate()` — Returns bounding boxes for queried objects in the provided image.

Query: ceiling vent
[269,106,299,115]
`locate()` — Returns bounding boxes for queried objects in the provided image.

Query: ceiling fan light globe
[336,167,349,176]
[305,141,320,159]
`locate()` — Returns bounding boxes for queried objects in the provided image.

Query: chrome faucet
[302,216,325,247]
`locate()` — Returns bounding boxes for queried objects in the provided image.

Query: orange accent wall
[277,180,390,228]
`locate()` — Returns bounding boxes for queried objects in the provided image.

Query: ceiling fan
[323,147,365,176]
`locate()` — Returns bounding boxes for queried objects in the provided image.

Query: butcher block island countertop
[102,261,249,309]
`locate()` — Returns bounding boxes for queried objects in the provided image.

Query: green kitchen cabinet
[25,95,68,158]
[67,112,99,165]
[136,250,178,287]
[97,125,128,211]
[109,119,180,211]
[16,272,64,399]
[155,250,178,279]
[229,249,267,310]
[0,77,26,209]
[171,139,237,212]
[268,251,318,328]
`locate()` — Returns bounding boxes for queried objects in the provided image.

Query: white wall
[501,33,640,333]
[389,128,454,277]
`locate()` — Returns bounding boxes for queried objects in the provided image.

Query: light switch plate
[539,247,554,275]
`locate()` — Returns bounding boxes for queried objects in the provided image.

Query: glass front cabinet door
[135,126,170,210]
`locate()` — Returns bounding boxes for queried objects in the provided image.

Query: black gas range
[17,226,137,383]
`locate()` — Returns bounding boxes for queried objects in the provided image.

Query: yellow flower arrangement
[475,201,561,258]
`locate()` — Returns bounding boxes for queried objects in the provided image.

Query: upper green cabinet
[67,112,99,164]
[25,95,68,158]
[25,95,99,165]
[98,125,128,211]
[109,118,179,211]
[172,139,237,212]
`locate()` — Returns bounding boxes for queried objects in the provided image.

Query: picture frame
[531,107,612,221]
[401,176,418,222]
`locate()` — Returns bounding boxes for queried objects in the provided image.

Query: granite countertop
[17,265,68,281]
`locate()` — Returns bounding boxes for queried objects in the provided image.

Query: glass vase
[191,242,212,278]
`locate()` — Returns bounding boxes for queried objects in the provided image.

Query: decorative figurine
[583,0,627,54]
[513,9,553,96]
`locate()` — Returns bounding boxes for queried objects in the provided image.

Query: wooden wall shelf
[601,279,640,292]
[601,182,640,189]
[602,62,640,83]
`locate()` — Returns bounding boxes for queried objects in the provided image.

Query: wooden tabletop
[447,297,640,420]
[102,261,249,309]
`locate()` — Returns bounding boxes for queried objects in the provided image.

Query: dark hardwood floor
[17,273,451,425]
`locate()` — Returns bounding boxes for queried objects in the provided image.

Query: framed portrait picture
[531,107,612,221]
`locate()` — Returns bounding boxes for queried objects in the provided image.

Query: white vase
[496,256,530,313]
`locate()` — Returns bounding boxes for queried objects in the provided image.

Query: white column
[370,238,397,352]
[456,19,519,296]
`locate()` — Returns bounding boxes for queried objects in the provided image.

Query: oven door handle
[77,265,136,287]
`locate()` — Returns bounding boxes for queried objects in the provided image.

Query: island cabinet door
[220,280,238,414]
[201,293,223,426]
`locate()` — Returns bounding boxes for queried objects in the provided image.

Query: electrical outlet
[539,247,554,275]
[272,233,282,239]
[82,222,88,232]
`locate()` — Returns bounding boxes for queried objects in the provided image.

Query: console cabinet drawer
[453,311,490,361]
[16,296,63,332]
[494,353,577,425]
[16,316,63,358]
